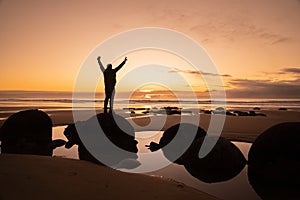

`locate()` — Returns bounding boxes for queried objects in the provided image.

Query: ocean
[0,91,299,114]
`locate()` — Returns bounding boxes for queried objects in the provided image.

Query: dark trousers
[104,88,115,113]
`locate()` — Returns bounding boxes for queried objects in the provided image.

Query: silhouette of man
[97,56,127,113]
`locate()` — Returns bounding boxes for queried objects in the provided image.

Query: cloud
[188,9,292,46]
[170,68,232,77]
[281,67,300,74]
[227,78,300,98]
[144,2,293,46]
[258,32,291,45]
[190,22,291,45]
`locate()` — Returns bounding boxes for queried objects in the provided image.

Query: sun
[140,89,153,93]
[145,94,152,99]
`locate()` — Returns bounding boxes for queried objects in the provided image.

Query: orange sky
[0,0,299,98]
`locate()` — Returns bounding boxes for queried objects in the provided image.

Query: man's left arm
[115,57,127,72]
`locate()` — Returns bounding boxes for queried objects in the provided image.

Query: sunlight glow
[140,89,153,93]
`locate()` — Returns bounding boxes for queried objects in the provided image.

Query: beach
[0,101,300,199]
[0,154,217,200]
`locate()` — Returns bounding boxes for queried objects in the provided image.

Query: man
[97,56,127,113]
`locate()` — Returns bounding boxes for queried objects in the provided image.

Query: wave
[0,98,300,104]
[1,91,299,105]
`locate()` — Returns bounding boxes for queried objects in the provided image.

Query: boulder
[278,107,287,111]
[64,123,99,163]
[64,113,138,166]
[233,110,249,116]
[249,111,256,116]
[203,110,212,114]
[213,107,226,114]
[182,136,246,183]
[226,111,236,116]
[248,122,300,168]
[147,123,206,164]
[248,122,300,199]
[0,109,65,156]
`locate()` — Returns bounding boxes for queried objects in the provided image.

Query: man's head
[107,64,112,69]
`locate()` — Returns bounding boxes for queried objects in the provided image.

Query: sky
[0,0,300,98]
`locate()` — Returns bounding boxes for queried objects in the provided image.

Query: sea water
[0,91,299,119]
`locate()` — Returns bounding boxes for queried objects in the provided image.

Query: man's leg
[109,89,115,113]
[104,89,112,114]
[104,96,109,114]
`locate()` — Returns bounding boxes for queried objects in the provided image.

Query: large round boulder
[0,109,65,156]
[64,113,138,167]
[248,122,300,199]
[182,136,246,183]
[147,123,206,164]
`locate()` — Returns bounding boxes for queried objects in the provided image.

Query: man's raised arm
[97,56,105,73]
[115,57,127,72]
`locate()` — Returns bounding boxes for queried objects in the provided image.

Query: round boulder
[147,123,207,164]
[182,136,246,183]
[64,113,138,166]
[0,109,65,156]
[248,122,300,199]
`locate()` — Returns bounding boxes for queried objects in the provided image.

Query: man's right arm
[97,56,105,72]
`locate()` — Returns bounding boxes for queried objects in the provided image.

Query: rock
[233,110,249,116]
[279,107,288,111]
[213,107,225,114]
[0,109,65,156]
[226,111,236,116]
[249,111,256,116]
[248,122,300,199]
[182,136,246,183]
[204,110,212,114]
[161,107,181,115]
[233,110,266,117]
[216,107,225,111]
[146,142,161,152]
[64,113,138,166]
[248,122,300,167]
[147,123,206,164]
[64,122,100,163]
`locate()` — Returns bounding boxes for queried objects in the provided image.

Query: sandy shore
[0,154,218,200]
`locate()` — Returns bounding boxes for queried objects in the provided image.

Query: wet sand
[0,154,218,200]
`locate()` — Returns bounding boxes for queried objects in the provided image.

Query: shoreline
[49,109,300,143]
[1,108,300,143]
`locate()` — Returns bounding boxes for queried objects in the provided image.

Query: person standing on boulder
[97,56,127,114]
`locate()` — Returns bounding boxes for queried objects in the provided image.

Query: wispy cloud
[190,21,291,45]
[170,68,232,77]
[227,78,300,98]
[281,67,300,74]
[258,32,291,45]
